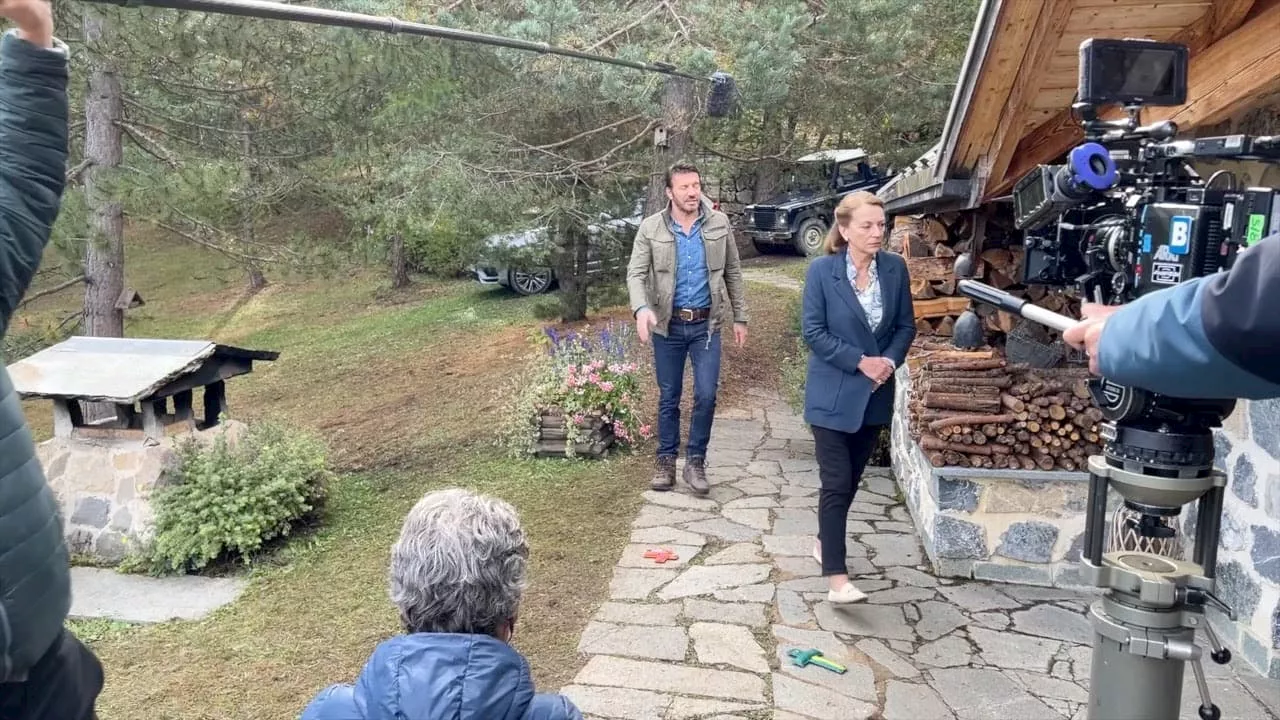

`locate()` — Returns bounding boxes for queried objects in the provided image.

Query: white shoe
[828,582,867,604]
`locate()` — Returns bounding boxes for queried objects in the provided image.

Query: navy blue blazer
[801,249,917,433]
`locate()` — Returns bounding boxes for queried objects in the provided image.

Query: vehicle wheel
[794,218,828,257]
[509,268,554,295]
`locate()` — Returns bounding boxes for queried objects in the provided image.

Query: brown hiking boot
[683,456,709,495]
[651,456,677,491]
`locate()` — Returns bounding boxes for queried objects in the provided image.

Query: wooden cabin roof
[881,0,1280,214]
[9,337,278,404]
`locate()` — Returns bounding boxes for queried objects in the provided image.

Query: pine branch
[65,159,92,184]
[143,75,271,96]
[573,120,659,169]
[152,220,276,264]
[17,275,86,309]
[120,122,179,168]
[122,97,292,137]
[523,114,647,152]
[586,2,667,51]
[691,136,798,163]
[664,2,690,41]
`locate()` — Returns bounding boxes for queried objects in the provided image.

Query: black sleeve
[0,31,69,336]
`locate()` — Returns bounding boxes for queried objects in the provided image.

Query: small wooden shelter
[8,337,278,442]
[881,0,1280,215]
[876,0,1280,340]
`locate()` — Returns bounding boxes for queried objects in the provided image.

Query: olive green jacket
[0,29,72,681]
[625,205,749,337]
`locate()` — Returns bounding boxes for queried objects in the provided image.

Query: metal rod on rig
[78,0,707,82]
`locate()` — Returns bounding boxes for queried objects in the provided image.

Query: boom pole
[79,0,708,82]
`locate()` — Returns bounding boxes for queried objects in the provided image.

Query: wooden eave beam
[949,0,1047,174]
[988,0,1262,200]
[983,1,1077,197]
[1144,0,1280,128]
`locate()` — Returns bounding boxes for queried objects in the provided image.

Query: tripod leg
[1088,606,1187,720]
[1189,658,1221,720]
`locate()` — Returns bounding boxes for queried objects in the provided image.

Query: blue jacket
[1098,237,1280,399]
[300,633,583,720]
[801,249,916,433]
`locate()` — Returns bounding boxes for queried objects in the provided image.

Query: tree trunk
[555,220,590,323]
[389,234,409,289]
[645,76,697,217]
[752,112,781,202]
[240,119,267,292]
[82,10,124,340]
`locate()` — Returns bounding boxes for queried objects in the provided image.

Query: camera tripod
[1079,380,1238,720]
[951,280,1244,718]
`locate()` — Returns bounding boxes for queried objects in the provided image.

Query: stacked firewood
[890,215,1081,343]
[906,348,1105,471]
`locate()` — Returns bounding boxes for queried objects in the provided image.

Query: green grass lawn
[19,225,800,719]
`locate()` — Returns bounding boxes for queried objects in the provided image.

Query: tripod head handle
[956,279,1078,334]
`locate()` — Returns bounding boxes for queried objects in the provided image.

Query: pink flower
[639,424,652,438]
[599,381,615,392]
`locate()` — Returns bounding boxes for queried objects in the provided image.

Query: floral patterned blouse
[847,252,883,329]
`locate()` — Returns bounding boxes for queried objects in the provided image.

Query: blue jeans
[652,319,722,459]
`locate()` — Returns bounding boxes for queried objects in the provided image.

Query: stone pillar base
[37,420,246,564]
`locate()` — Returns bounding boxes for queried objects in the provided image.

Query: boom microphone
[78,0,740,117]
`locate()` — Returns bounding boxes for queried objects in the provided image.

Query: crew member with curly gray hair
[301,488,582,720]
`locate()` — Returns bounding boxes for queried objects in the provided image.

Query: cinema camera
[956,38,1280,720]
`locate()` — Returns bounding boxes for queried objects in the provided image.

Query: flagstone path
[559,387,1280,720]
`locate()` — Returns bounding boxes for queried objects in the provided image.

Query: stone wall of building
[36,421,245,563]
[1189,399,1280,678]
[889,370,1098,588]
[890,366,1280,679]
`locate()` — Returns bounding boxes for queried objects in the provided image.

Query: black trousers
[812,423,882,577]
[0,629,103,720]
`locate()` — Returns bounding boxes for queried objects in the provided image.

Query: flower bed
[501,321,652,459]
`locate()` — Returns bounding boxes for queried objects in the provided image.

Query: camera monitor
[1078,38,1188,107]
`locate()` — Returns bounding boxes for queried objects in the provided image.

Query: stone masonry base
[890,369,1097,588]
[890,366,1280,679]
[37,420,246,563]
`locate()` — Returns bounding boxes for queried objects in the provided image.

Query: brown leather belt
[672,307,711,323]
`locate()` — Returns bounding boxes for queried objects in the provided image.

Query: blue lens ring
[1068,142,1117,191]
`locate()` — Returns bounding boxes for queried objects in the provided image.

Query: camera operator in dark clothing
[0,3,105,718]
[1064,236,1280,399]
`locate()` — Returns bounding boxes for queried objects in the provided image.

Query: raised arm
[1092,240,1280,399]
[0,17,68,335]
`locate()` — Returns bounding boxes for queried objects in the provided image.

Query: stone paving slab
[562,394,1280,720]
[69,566,246,623]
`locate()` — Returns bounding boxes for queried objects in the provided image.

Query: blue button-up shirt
[671,213,712,309]
[847,252,884,329]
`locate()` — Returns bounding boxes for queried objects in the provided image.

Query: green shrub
[140,420,332,574]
